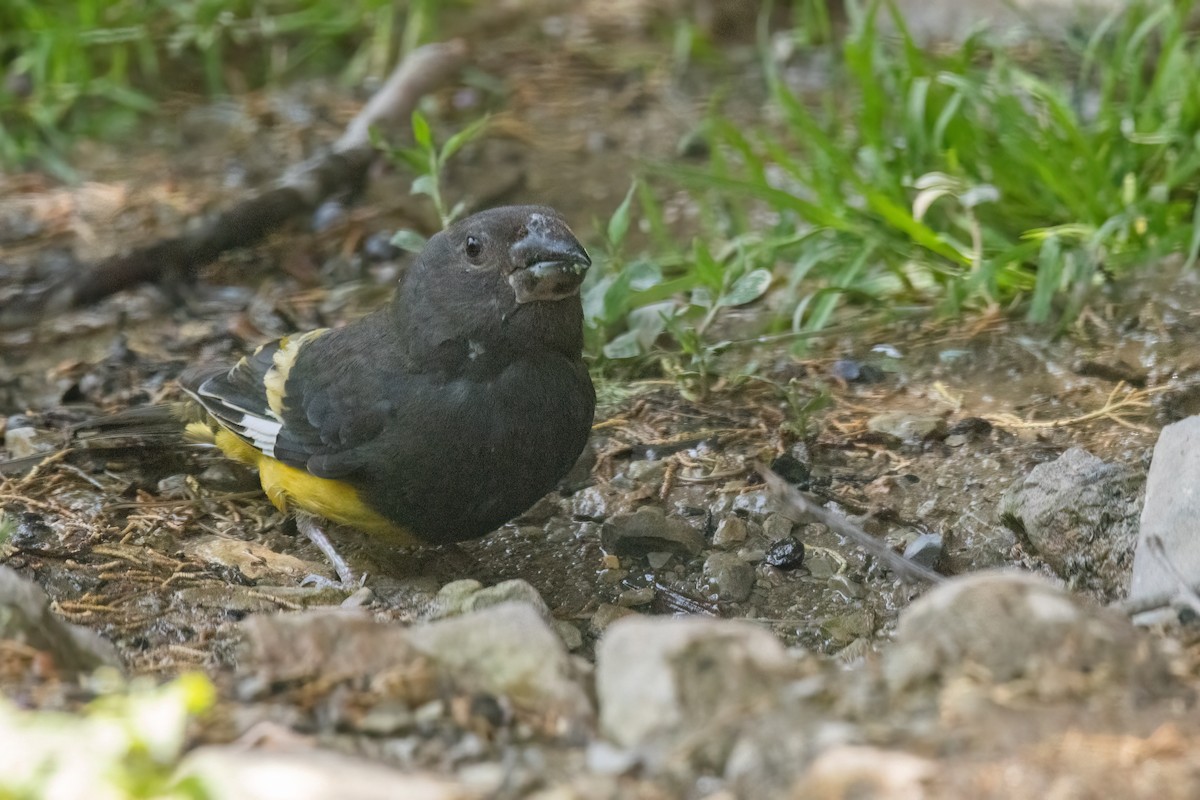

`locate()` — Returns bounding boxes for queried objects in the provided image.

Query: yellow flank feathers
[264,329,328,419]
[209,426,419,545]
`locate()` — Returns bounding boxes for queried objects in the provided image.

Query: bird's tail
[0,403,201,476]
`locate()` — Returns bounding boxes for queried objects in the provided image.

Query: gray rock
[884,571,1164,698]
[1000,447,1142,595]
[408,602,593,731]
[625,459,667,482]
[702,552,756,602]
[590,603,636,635]
[866,411,946,443]
[712,515,749,547]
[600,506,704,557]
[902,532,944,569]
[596,616,795,765]
[430,578,552,622]
[762,512,795,542]
[554,620,584,651]
[616,586,656,607]
[1130,417,1200,608]
[571,484,631,521]
[731,490,779,517]
[238,608,431,692]
[0,566,119,674]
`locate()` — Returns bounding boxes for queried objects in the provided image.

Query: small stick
[0,40,469,328]
[758,464,945,585]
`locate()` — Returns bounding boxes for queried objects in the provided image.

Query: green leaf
[602,329,644,359]
[411,110,433,151]
[692,239,724,291]
[390,229,427,253]
[440,114,490,163]
[411,174,437,198]
[447,200,468,224]
[719,269,772,306]
[608,183,637,249]
[627,259,662,291]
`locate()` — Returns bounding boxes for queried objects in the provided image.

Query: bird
[11,206,596,586]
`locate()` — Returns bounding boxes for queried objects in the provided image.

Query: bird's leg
[295,512,361,589]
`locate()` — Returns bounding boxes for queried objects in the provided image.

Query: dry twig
[759,465,945,585]
[0,40,469,329]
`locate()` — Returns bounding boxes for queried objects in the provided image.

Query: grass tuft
[590,0,1200,379]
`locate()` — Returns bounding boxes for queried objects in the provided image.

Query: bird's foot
[295,512,362,589]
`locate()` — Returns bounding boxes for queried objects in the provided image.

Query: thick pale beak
[508,229,591,304]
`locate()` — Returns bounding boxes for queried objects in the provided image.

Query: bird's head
[396,205,592,357]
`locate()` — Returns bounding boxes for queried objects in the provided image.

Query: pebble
[646,551,674,569]
[3,426,52,459]
[762,512,796,541]
[703,552,756,602]
[430,578,552,622]
[769,453,811,485]
[553,620,584,651]
[732,489,778,517]
[712,515,749,547]
[591,603,636,635]
[625,459,667,482]
[764,537,806,570]
[600,506,704,557]
[156,474,192,499]
[616,587,656,607]
[866,411,946,444]
[826,575,865,600]
[902,532,944,569]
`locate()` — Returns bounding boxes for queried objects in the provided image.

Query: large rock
[999,447,1142,596]
[595,616,796,768]
[0,566,119,674]
[1130,417,1200,608]
[239,602,592,734]
[407,602,592,734]
[884,571,1164,698]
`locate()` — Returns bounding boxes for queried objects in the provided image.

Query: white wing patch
[235,412,283,458]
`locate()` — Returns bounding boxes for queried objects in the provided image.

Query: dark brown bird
[92,205,594,584]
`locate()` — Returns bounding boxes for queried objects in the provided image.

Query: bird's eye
[464,236,483,260]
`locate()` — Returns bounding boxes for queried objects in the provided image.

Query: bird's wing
[181,325,402,479]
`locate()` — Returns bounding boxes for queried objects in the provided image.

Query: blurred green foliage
[0,0,453,175]
[589,0,1200,383]
[0,672,215,799]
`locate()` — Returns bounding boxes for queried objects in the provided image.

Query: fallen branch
[758,465,945,585]
[0,40,469,330]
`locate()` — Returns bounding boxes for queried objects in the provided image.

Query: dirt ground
[3,4,1200,798]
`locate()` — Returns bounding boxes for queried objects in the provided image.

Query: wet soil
[3,3,1200,797]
